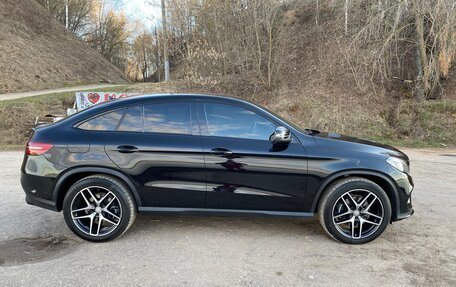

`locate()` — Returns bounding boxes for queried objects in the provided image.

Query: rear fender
[52,166,142,210]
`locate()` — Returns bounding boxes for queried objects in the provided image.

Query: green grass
[356,100,456,149]
[422,100,456,113]
[367,137,446,148]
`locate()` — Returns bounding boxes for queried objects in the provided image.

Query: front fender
[310,169,401,220]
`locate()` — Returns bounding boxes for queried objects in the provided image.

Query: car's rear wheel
[63,174,136,242]
[318,177,391,244]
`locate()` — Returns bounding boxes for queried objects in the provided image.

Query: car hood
[311,131,409,160]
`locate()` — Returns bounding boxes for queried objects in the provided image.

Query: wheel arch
[311,170,400,221]
[52,166,142,211]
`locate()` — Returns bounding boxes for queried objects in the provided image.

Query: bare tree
[37,0,95,34]
[164,0,292,89]
[84,3,132,69]
[344,0,456,101]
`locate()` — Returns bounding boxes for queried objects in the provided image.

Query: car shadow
[126,214,326,238]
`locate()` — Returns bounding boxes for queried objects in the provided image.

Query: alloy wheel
[70,186,122,237]
[332,189,384,239]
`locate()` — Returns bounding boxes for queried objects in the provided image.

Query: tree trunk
[414,8,428,102]
[142,36,148,82]
[344,0,349,35]
[253,1,263,80]
[154,28,161,82]
[161,0,170,82]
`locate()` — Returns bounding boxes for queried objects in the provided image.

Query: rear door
[198,102,308,212]
[105,100,206,208]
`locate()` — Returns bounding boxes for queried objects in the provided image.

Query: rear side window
[118,106,143,132]
[116,103,192,135]
[78,109,125,131]
[144,103,191,134]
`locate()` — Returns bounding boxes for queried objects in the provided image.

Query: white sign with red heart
[75,91,139,111]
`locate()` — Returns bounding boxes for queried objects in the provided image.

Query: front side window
[78,109,125,131]
[203,103,276,140]
[144,103,192,134]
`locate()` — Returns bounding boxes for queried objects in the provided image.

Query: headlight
[386,157,409,173]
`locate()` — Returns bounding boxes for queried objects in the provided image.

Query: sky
[115,0,162,30]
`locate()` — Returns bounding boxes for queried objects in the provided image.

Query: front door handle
[116,145,138,153]
[210,148,233,156]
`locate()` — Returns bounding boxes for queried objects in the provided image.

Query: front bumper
[396,208,414,221]
[393,172,414,221]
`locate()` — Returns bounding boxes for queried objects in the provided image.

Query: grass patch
[367,137,445,148]
[416,101,456,147]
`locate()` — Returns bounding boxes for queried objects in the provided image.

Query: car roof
[111,93,253,106]
[94,93,257,112]
[66,93,259,123]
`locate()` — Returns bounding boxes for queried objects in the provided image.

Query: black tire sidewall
[63,177,133,242]
[322,180,391,244]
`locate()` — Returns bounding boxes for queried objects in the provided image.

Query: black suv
[21,94,414,244]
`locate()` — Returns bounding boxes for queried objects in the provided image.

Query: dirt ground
[0,149,455,286]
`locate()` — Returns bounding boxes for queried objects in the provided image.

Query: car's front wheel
[318,177,391,244]
[63,174,136,242]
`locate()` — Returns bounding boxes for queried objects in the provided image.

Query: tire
[318,177,391,244]
[63,174,137,242]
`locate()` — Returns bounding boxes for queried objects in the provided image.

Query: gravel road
[0,149,455,286]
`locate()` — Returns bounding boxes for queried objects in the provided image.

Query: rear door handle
[116,145,138,153]
[210,148,233,156]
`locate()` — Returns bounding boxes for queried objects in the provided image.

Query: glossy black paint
[201,136,308,211]
[21,94,414,221]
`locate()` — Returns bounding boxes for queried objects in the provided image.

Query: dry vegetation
[0,80,454,149]
[171,0,456,148]
[0,0,455,149]
[0,0,128,94]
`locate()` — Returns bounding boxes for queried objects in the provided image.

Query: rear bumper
[25,194,59,211]
[21,171,58,212]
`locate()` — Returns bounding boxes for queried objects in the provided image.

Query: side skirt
[138,207,315,219]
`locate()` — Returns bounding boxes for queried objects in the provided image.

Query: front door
[105,101,206,208]
[199,102,308,212]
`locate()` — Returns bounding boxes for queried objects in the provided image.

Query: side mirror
[270,126,292,145]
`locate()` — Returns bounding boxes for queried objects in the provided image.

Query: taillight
[25,141,54,156]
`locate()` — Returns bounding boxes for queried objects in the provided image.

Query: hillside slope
[171,3,455,147]
[0,0,128,94]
